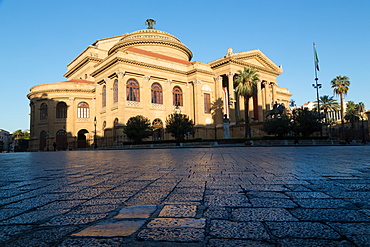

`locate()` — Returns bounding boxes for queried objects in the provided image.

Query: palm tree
[331,75,350,138]
[344,101,360,129]
[313,95,340,123]
[234,67,259,139]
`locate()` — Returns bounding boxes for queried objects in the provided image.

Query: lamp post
[94,117,98,149]
[360,109,366,144]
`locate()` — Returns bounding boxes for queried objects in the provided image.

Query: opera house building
[27,20,291,151]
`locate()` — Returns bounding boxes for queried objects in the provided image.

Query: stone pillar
[116,70,126,122]
[68,97,75,139]
[271,82,276,106]
[214,76,223,125]
[227,72,235,122]
[192,80,202,125]
[257,80,263,122]
[262,81,269,111]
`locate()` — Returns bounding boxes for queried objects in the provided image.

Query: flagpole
[312,42,322,121]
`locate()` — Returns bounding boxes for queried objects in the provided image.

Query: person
[53,142,57,151]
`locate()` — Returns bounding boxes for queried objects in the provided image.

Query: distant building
[0,129,11,151]
[27,20,292,151]
[294,101,344,122]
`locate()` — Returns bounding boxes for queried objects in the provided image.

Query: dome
[108,28,193,61]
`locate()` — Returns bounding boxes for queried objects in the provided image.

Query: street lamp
[94,117,98,149]
[360,109,366,144]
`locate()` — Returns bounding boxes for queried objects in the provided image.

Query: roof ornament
[226,47,233,57]
[145,19,156,29]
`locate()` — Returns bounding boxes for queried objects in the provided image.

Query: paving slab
[72,220,146,237]
[114,205,157,219]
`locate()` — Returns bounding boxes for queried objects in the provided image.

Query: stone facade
[27,21,291,151]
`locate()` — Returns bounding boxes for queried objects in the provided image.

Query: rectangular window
[204,93,211,113]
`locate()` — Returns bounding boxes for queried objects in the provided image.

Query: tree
[12,130,23,139]
[165,113,194,145]
[331,75,350,137]
[261,116,291,137]
[12,130,30,140]
[123,115,153,144]
[234,67,259,139]
[313,95,339,123]
[292,108,322,138]
[344,101,360,129]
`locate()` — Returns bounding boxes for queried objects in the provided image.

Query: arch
[102,85,107,107]
[77,102,90,118]
[151,82,163,104]
[152,118,164,140]
[77,129,89,148]
[56,102,67,119]
[113,79,118,103]
[40,103,48,120]
[113,118,119,142]
[126,79,140,102]
[39,131,48,150]
[56,129,68,150]
[172,86,183,106]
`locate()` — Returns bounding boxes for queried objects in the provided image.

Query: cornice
[186,68,214,76]
[91,56,188,78]
[27,88,95,99]
[108,39,192,60]
[64,56,103,78]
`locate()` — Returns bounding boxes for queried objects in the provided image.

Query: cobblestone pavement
[1,146,370,246]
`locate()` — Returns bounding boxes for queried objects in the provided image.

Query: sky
[1,0,369,133]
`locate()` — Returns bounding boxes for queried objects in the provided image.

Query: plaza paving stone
[1,146,370,246]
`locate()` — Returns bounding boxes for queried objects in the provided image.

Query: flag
[313,42,320,71]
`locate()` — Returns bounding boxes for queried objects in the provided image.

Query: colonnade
[214,73,277,123]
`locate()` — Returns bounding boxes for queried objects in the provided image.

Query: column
[116,70,125,122]
[271,82,276,105]
[257,80,263,122]
[68,97,75,138]
[227,72,236,122]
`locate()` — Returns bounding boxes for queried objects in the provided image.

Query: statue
[266,103,285,119]
[223,114,230,139]
[145,19,156,29]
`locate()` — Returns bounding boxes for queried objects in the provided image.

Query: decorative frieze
[151,104,164,109]
[127,101,140,107]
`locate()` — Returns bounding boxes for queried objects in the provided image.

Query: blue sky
[1,0,369,132]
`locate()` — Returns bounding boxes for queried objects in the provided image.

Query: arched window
[77,102,89,118]
[126,79,140,102]
[113,79,118,103]
[152,118,163,128]
[152,118,164,140]
[113,118,119,142]
[102,85,106,107]
[56,102,67,119]
[151,83,163,104]
[40,103,48,120]
[204,93,211,113]
[172,86,183,106]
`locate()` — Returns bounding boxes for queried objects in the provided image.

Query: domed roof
[108,26,193,61]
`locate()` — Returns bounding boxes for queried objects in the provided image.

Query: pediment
[209,49,283,75]
[232,50,282,74]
